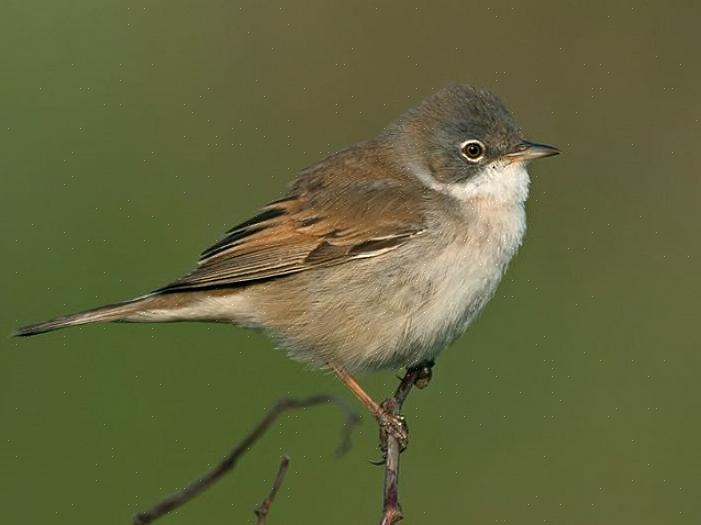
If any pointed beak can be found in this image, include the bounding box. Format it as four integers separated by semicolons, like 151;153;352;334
505;141;560;162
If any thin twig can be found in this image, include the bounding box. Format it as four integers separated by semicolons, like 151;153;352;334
254;455;290;525
133;395;360;525
379;365;428;525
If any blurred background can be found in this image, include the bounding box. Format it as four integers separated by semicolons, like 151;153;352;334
2;1;700;524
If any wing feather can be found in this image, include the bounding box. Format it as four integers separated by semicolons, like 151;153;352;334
156;176;425;293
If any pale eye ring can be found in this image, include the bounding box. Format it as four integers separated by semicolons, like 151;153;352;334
460;140;486;162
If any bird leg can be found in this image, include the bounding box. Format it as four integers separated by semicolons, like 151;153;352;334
327;363;383;417
328;360;435;457
328;363;409;452
377;360;434;456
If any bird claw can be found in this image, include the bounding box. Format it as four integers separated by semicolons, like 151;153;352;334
371;361;434;463
377;403;409;458
369;456;387;466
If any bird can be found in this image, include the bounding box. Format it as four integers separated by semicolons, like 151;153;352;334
14;83;558;425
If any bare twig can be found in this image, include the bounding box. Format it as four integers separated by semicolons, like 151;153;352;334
133;395;360;525
254;455;290;525
379;364;431;525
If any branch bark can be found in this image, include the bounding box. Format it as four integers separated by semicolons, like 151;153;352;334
133;364;430;525
378;366;426;525
254;455;290;525
133;395;360;525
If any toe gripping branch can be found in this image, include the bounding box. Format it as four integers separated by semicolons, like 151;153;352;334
377;360;434;457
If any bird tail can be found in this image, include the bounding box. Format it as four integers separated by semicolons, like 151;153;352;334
13;297;152;337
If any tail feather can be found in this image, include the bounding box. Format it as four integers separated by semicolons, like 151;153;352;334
13;299;146;337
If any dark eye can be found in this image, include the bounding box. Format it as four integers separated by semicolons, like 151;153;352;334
460;140;485;162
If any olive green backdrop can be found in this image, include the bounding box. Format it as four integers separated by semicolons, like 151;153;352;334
2;1;700;524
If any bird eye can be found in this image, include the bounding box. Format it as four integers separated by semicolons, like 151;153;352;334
460;140;485;162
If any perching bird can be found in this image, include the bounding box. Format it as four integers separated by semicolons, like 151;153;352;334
15;84;558;420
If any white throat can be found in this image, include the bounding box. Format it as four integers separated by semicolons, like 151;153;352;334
410;159;530;205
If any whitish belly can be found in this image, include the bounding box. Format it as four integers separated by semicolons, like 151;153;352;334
402;206;526;362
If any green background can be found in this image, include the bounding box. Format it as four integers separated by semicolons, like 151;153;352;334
2;1;700;524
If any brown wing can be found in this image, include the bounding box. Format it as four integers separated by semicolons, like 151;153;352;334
156;179;425;293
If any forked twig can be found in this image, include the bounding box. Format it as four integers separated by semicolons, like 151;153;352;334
133;395;360;525
254;455;291;525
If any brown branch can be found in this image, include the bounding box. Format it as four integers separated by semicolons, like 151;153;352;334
254;455;290;525
379;364;432;525
133;395;360;525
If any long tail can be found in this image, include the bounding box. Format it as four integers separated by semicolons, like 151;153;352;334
13;297;153;337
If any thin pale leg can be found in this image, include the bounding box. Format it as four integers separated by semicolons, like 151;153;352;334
327;363;383;418
328;361;435;455
328;363;408;453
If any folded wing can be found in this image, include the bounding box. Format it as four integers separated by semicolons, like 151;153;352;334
157;179;425;293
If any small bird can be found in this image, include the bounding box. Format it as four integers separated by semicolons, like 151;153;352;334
15;84;558;419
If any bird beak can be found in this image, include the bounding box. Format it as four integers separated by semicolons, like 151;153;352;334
505;141;560;162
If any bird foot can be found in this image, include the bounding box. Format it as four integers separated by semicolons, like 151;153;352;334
377;399;409;457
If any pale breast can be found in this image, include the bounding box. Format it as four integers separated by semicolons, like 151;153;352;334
402;200;527;361
237;168;529;372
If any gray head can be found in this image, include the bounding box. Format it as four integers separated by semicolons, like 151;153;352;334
386;84;558;184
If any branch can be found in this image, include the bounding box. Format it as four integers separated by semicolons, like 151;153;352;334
254;455;290;525
379;365;429;525
133;395;360;525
